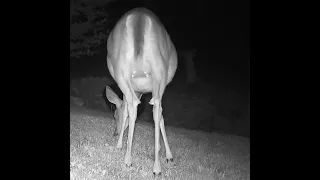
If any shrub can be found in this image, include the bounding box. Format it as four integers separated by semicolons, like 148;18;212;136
163;89;216;129
70;76;114;109
70;0;112;58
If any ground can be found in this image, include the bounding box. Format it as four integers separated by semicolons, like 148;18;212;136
70;105;250;180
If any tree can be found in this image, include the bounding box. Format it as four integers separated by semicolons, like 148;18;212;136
70;0;112;58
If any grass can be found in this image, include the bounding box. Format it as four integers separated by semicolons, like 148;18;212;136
70;106;250;180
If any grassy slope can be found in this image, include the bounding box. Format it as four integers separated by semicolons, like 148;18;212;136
70;107;250;180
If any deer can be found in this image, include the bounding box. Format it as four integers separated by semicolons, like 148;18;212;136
105;7;178;176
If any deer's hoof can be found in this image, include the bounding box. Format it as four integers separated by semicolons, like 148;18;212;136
166;158;174;163
153;172;162;177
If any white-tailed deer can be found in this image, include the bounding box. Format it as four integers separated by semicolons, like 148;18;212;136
105;8;177;175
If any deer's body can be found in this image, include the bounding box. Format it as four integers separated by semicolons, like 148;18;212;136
105;8;177;175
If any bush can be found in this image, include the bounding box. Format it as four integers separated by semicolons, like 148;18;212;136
163;89;216;129
70;0;112;58
70;76;114;110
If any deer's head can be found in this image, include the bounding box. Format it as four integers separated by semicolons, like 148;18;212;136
105;86;128;136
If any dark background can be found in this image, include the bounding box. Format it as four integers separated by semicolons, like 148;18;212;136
70;0;250;137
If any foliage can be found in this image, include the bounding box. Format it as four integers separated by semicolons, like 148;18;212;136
163;90;216;130
70;76;114;110
70;0;112;58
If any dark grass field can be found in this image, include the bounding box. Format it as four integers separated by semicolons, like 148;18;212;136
70;106;250;180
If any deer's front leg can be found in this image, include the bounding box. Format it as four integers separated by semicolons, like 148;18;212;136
115;76;130;149
160;114;173;162
150;82;164;175
158;77;173;163
116;98;128;149
151;96;162;175
124;93;139;167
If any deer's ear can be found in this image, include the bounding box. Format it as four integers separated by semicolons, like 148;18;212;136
106;86;122;107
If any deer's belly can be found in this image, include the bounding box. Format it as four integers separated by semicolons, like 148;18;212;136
131;71;153;93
